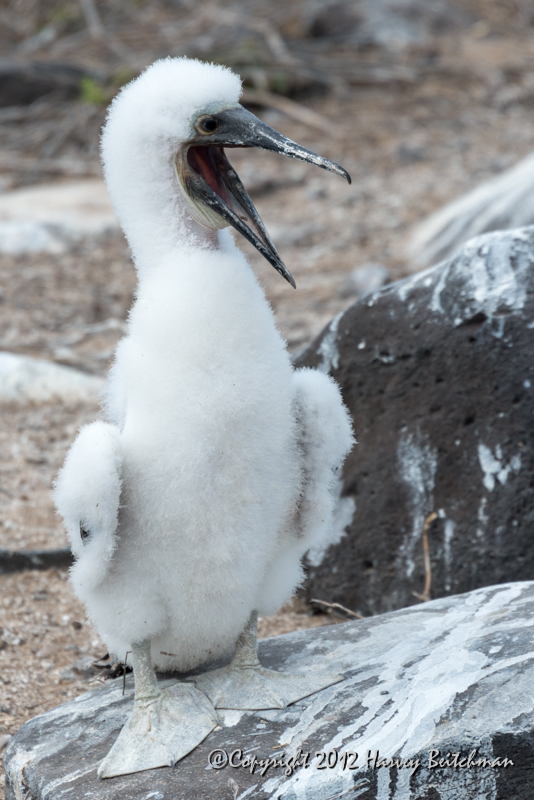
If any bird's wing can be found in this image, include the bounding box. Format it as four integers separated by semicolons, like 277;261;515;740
101;338;129;428
54;420;122;589
291;368;354;550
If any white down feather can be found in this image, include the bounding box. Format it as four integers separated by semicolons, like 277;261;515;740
54;421;122;590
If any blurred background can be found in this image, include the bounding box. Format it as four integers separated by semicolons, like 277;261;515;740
1;0;534;776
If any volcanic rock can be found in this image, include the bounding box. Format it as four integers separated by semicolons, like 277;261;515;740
296;226;534;616
4;582;534;799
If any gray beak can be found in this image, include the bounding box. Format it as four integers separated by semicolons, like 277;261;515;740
183;105;351;289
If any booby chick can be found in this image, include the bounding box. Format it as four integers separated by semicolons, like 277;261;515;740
54;57;354;778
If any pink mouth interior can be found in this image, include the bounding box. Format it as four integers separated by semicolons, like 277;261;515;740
187;144;270;245
187;146;233;207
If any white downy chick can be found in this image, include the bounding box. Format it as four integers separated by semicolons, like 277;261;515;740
55;57;354;674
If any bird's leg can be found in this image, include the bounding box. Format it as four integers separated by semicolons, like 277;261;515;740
231;610;261;668
98;640;218;779
195;610;344;710
131;640;160;702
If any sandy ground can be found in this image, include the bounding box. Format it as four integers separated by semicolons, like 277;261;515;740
2;13;534;794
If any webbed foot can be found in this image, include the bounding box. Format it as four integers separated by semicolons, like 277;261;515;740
98;643;218;778
195;662;343;710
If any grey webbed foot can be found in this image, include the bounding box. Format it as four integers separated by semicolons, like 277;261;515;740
195;611;344;710
98;641;218;778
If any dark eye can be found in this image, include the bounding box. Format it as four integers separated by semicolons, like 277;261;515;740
198;116;219;134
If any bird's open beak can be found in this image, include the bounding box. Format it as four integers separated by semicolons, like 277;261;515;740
178;105;351;289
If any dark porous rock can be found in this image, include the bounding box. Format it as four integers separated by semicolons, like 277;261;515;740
295;226;534;616
4;583;534;799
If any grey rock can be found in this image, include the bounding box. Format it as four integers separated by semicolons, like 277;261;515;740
305;0;471;51
4;582;534;798
408;151;534;268
296;226;534;616
0;352;103;404
0;180;119;255
338;263;390;299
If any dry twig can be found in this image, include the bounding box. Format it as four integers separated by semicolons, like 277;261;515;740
78;0;104;39
413;511;438;603
311;598;364;619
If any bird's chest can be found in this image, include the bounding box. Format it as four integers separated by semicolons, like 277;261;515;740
114;265;298;527
119;339;296;516
118;367;298;557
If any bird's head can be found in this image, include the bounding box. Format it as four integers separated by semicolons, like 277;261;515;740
102;58;350;287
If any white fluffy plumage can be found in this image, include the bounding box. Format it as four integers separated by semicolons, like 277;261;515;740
54;58;353;673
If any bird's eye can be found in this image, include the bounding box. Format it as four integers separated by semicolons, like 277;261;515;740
80;522;90;542
197;116;219;134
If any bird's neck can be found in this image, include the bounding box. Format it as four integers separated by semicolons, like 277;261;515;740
123;229;282;385
103;139;220;272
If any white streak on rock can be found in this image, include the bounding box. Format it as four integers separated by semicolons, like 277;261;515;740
273;585;529;800
429;260;452;313
478;444;500;492
510;454;522;472
5;748;34;800
288;584;534;752
444;519;455;592
396;266;435;303
478;444;522;491
376;768;390;800
317;312;343;374
218;709;245;727
261;777;282;795
235;784;259;800
402;229;532;342
477;497;488;539
397;429;437;578
393;769;411;800
459;233;527;318
42;767;99;800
